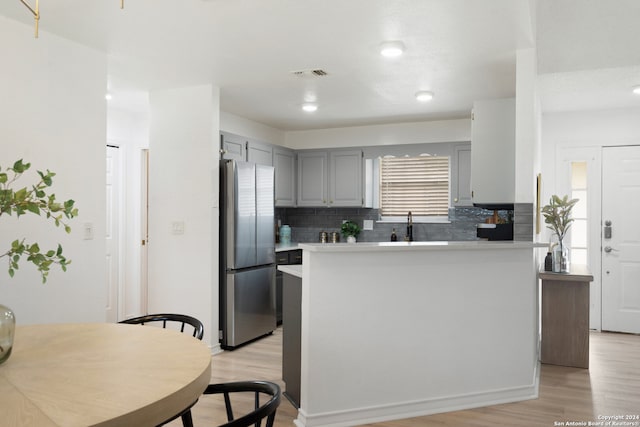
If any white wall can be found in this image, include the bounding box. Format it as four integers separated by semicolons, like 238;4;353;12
220;111;285;145
541;107;640;200
284;118;471;150
0;17;107;323
515;48;539;204
147;85;220;349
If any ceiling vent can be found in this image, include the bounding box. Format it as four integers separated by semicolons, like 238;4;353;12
291;69;329;78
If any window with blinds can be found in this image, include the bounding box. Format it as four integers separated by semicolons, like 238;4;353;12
379;156;450;217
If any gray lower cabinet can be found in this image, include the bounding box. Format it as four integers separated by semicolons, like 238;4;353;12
282;272;301;408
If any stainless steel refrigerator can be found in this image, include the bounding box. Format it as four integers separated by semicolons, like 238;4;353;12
219;160;276;349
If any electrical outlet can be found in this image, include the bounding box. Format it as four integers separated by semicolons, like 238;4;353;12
363;220;374;230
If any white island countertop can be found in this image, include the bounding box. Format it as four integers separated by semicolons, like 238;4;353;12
299;240;546;252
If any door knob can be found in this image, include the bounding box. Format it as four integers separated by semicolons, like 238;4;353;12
604;246;619;253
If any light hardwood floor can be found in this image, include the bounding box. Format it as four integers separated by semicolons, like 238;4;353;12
168;329;640;427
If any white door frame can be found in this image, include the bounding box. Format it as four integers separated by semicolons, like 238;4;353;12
555;143;640;331
106;144;125;322
554;146;602;330
140;149;149;315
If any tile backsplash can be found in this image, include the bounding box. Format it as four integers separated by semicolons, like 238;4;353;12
275;206;527;243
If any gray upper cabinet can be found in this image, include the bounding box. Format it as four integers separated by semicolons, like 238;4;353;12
297;151;328;206
297;149;363;207
471;98;515;206
247;139;273;166
329;150;363;206
273;146;296;207
452;144;472;207
220;131;246;161
220;132;273;166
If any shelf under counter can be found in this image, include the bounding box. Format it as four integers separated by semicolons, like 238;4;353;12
277;264;302;278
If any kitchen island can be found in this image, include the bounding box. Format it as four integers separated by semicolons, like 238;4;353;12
286;241;541;427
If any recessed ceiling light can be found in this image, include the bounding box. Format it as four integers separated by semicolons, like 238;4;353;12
633;86;640;95
302;103;318;112
379;41;405;58
415;91;434;102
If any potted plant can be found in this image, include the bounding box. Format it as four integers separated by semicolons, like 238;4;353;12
340;220;361;243
541;194;578;273
0;159;78;364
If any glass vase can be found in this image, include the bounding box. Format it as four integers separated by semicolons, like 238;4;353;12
553;241;570;273
0;304;16;365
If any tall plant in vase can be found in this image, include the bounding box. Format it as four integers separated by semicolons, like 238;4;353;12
0;159;78;364
541;194;578;273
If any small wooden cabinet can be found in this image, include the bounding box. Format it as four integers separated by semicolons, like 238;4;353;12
297;149;363;207
540;265;593;369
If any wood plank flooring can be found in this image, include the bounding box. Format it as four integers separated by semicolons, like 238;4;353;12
167;329;640;426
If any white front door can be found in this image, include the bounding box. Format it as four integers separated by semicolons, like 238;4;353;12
601;145;640;333
106;145;122;323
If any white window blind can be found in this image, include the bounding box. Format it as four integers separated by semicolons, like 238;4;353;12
379;156;449;216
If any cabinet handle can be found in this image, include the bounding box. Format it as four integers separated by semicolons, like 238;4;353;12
454;198;458;203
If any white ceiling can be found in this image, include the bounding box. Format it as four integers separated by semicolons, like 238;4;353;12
2;0;639;130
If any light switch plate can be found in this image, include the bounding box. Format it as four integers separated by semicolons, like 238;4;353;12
172;221;185;235
83;222;94;240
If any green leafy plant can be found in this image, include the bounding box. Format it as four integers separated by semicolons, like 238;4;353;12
0;159;78;283
541;194;578;243
340;220;361;238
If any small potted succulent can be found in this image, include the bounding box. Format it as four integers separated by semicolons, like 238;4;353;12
340;220;361;244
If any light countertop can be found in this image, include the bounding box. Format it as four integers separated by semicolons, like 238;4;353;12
276;242;300;252
298;240;547;253
277;264;302;278
539;264;593;281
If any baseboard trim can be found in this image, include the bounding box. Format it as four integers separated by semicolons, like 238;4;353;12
295;371;540;427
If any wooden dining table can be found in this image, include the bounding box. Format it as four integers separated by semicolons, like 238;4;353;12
0;323;212;427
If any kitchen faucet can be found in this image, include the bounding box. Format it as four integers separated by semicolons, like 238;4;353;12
406;211;413;242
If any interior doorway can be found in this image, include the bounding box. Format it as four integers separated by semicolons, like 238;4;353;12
106;145;122;322
140;149;149;315
601;145;640;334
